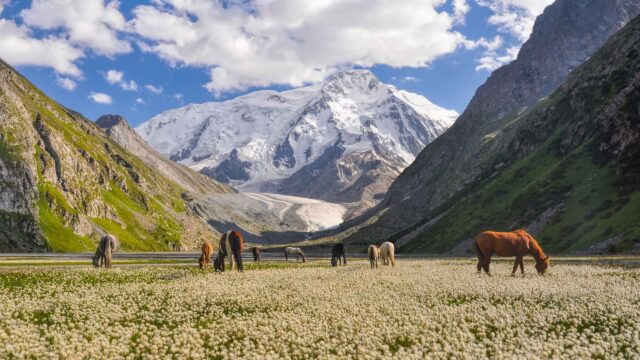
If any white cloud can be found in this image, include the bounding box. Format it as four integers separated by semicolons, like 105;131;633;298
173;93;183;101
453;0;470;24
135;97;145;104
130;0;470;95
103;69;138;91
473;0;553;72
403;76;420;82
104;69;124;84
120;80;138;91
145;84;163;94
0;19;83;76
56;76;77;91
20;0;131;56
88;92;112;104
475;0;554;41
476;46;519;71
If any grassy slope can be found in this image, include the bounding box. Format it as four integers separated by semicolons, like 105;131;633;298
0;60;205;252
395;17;640;254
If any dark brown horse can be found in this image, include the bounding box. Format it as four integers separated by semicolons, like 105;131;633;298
331;243;346;267
214;230;245;272
474;229;550;276
252;247;260;262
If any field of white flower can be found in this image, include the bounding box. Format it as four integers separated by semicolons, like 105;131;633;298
0;259;638;359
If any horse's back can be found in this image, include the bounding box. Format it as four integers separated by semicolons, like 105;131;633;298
475;230;531;257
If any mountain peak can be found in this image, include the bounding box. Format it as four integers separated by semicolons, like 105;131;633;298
96;114;130;130
322;69;382;93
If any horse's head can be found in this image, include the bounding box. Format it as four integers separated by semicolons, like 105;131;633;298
535;256;550;274
92;255;99;268
331;257;337;267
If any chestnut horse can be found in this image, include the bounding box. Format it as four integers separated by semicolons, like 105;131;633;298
214;230;244;272
331;243;346;267
199;242;213;269
368;245;379;269
252;247;260;262
474;230;550;276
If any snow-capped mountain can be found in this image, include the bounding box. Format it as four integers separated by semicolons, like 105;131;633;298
136;70;458;209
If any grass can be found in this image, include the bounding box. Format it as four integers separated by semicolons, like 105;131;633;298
0;260;638;358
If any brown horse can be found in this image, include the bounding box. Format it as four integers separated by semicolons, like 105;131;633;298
474;230;550;276
199;242;213;269
252;247;260;262
368;245;379;269
331;243;346;267
214;230;245;272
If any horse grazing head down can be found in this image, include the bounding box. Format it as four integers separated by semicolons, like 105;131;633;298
535;256;550;274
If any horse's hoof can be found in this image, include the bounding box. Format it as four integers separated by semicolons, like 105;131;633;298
511;273;516;277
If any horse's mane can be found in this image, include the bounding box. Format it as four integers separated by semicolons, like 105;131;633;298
515;230;547;260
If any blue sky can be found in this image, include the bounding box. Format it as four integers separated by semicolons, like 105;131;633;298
0;0;554;127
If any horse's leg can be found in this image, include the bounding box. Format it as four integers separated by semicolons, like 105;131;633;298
511;257;520;277
343;254;347;266
483;255;492;276
519;257;525;277
285;252;288;262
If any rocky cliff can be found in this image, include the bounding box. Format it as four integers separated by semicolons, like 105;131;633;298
0;60;215;252
343;0;640;252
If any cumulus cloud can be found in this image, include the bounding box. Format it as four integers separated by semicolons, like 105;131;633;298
104;69;124;84
476;0;554;41
145;84;163;94
130;0;469;95
103;69;138;91
20;0;130;56
56;76;77;91
88;92;112;104
0;19;83;76
476;46;519;71
473;0;554;72
452;0;470;24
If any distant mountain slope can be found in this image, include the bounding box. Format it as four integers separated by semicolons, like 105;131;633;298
96;114;232;195
136;70;457;210
349;12;640;254
344;0;640;250
0;60;214;252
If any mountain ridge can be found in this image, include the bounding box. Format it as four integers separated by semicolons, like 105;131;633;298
136;69;458;211
341;0;640;250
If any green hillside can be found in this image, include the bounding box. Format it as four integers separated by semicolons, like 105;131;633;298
0;59;214;252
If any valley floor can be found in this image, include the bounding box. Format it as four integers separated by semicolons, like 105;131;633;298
0;259;638;358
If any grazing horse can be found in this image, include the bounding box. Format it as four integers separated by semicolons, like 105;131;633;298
331;243;347;267
92;234;118;268
368;245;379;269
252;247;261;262
380;242;395;267
199;242;213;269
214;230;245;272
284;247;306;262
474;229;550;276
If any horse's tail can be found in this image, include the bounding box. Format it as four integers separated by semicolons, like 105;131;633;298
474;238;484;262
230;236;244;272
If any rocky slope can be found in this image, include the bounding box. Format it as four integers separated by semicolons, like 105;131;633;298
0;60;216;252
136;70;458;210
96;114;232;196
342;0;640;252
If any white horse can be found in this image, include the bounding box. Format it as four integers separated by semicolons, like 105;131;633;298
380;242;395;267
367;245;379;269
285;247;306;262
92;234;119;268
